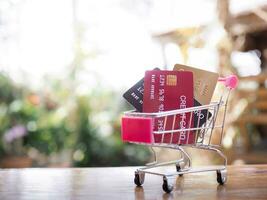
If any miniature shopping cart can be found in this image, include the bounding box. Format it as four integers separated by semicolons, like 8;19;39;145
121;75;238;193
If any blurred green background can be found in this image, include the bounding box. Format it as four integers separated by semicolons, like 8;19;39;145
1;0;267;167
0;72;150;167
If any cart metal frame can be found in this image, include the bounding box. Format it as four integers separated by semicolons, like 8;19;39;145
122;76;237;193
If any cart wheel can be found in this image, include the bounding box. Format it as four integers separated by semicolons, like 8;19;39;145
134;172;145;186
176;164;183;177
217;170;227;185
162;177;174;193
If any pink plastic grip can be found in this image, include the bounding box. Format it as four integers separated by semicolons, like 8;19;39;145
218;75;238;89
121;116;153;143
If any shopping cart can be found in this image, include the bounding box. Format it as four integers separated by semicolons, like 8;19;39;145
121;75;238;193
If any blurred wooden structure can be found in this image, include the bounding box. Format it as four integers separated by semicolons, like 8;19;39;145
152;27;204;68
218;0;267;163
152;1;267;164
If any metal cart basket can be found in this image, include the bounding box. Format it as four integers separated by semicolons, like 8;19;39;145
121;75;238;193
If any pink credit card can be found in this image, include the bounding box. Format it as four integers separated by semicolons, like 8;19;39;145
143;70;195;144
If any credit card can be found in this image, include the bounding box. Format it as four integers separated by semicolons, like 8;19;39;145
174;64;217;127
143;70;195;144
193;99;212;128
123;68;159;112
173;64;218;105
123;69;210;128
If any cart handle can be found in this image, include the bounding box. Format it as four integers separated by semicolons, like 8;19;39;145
218;75;238;89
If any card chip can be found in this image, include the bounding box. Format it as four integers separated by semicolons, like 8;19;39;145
166;75;177;86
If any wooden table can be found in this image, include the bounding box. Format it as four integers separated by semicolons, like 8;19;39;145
0;165;266;199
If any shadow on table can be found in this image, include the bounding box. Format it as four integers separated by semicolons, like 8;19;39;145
134;177;186;200
134;187;175;200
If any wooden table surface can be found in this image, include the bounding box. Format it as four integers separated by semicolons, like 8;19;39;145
0;165;266;200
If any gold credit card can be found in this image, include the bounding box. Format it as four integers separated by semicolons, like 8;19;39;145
173;64;219;105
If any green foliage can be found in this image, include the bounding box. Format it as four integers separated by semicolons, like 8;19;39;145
0;73;150;166
0;73;72;156
73;96;150;167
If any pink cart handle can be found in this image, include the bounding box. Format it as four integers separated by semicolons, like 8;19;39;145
218;75;238;89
